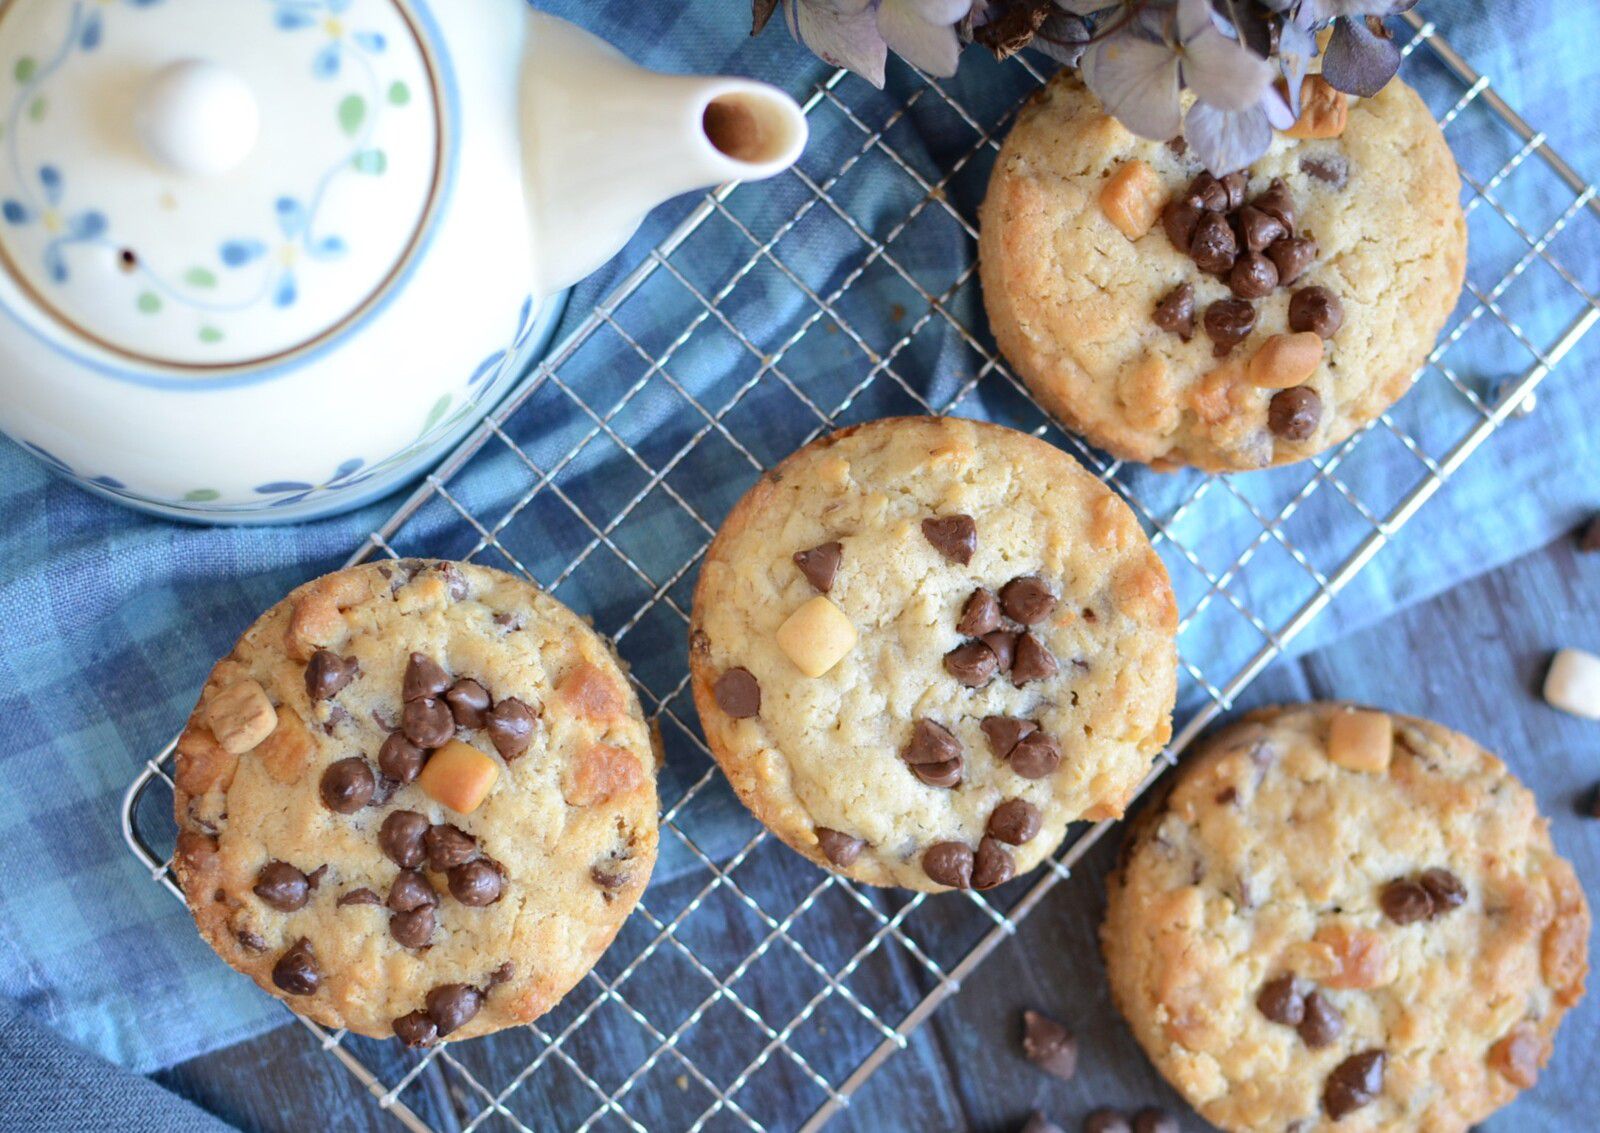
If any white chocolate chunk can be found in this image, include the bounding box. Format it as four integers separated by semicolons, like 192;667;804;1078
1326;708;1392;773
776;596;857;678
1544;649;1600;720
206;678;278;754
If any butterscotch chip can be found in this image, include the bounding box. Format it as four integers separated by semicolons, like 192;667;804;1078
1327;707;1393;773
979;72;1465;471
1099;159;1164;240
1285;75;1350;140
172;560;659;1043
775;595;857;678
206;679;278;754
1103;703;1589;1133
689;418;1176;891
418;740;499;814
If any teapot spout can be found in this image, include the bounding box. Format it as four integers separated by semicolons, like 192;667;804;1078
521;13;807;298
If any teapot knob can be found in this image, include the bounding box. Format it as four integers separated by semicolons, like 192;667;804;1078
136;59;260;177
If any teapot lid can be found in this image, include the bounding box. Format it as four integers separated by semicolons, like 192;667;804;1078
0;0;442;368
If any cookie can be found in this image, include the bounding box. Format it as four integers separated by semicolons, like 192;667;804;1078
173;560;658;1045
979;73;1466;471
688;416;1177;891
1103;703;1588;1131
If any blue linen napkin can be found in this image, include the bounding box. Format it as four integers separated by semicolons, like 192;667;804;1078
0;0;1595;1081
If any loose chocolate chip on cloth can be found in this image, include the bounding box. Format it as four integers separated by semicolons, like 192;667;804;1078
688;417;1176;891
979;71;1465;471
1102;703;1589;1132
1021;1009;1078;1081
172;560;659;1043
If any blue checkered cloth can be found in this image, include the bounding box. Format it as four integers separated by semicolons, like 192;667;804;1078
0;0;1595;1081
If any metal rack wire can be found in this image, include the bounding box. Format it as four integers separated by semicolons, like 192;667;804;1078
124;11;1600;1131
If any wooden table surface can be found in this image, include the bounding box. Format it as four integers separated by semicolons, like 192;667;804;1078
153;529;1600;1132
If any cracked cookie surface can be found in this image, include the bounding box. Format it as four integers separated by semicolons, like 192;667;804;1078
979;73;1466;471
174;560;658;1042
688;417;1177;891
1103;703;1588;1131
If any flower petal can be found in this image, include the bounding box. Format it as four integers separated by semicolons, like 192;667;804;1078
1321;15;1402;97
1030;12;1090;68
1082;31;1182;142
877;0;962;76
1179;0;1273;113
785;0;888;87
1184;99;1273;174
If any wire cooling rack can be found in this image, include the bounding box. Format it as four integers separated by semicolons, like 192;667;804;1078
124;11;1600;1132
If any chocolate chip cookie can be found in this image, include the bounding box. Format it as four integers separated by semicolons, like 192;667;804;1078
980;73;1466;471
1103;704;1588;1131
173;560;658;1045
688;417;1178;891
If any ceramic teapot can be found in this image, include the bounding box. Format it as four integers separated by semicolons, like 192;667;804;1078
0;0;806;522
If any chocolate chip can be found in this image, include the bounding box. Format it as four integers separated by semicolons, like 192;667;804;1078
449;859;505;906
1203;298;1255;354
1235;205;1286;255
945;640;999;687
1011;633;1058;686
1161;199;1202;253
913;759;964;789
320;758;376;813
981;716;1037;760
379;732;428;784
426;983;483;1037
1083;1110;1130;1133
1266;236;1317;285
402;697;454;749
1380;877;1433;924
304;650;357;701
393;1010;438;1048
1220;171;1248;210
1000;576;1057;625
487;961;515;987
816;827;865;868
425;824;478;871
591;864;632;892
793;542;843;593
1009;731;1062;779
493;611;524;632
387;870;438;912
1252;177;1296;233
1021;1009;1077;1080
321;705;350;736
957;588;1002;636
983;630;1018;672
713;668;761;719
337;888;381;907
371;707;399;732
903;718;961;765
1184;172;1229;212
235;928;268;953
1131;1108;1177;1133
271;938;319;995
390;906;436;949
1189;211;1238;274
1579;515;1600;553
1301;153;1349;188
972;836;1015;889
253;861;310;911
1420;868;1466;915
1299;990;1344;1048
1323;1049;1385;1119
403;653;451;702
485;697;536;758
922;515;977;564
434;563;469;601
1256;975;1306;1026
445;679;491;729
987;798;1042;845
1152;282;1196;341
1288;285;1344;339
1229;252;1279;299
1268;386;1321;441
379;810;431;869
922;841;973;889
